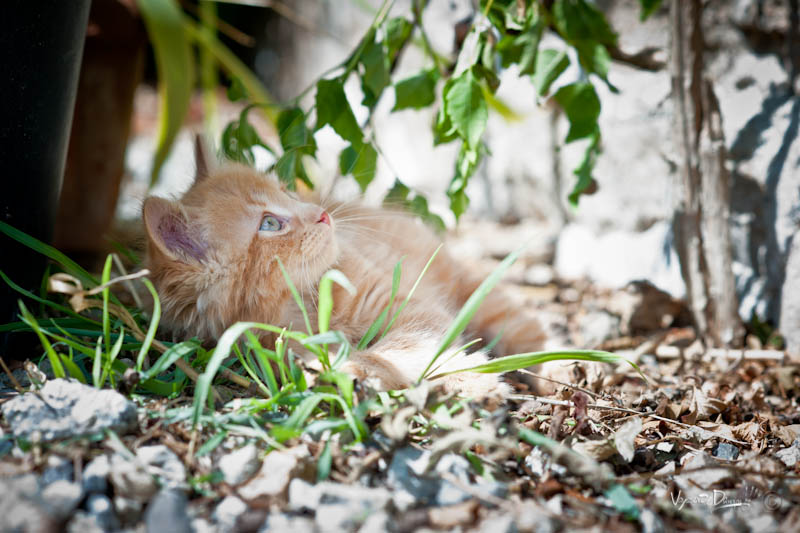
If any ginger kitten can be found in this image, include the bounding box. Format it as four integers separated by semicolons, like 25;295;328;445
142;141;544;399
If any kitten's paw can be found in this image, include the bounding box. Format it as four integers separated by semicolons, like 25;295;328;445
437;371;510;404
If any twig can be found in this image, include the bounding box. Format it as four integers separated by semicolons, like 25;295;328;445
509;394;749;446
0;356;24;394
516;368;604;401
655;346;786;363
111;255;144;309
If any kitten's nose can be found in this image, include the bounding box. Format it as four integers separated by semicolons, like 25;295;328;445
316;210;331;225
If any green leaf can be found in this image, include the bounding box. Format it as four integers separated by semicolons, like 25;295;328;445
495;18;544;75
434;104;459;145
360;38;390;108
574;40;614;88
638;0;662;21
339;143;378;193
531;49;570;96
552;0;617;46
605;484;641;520
137;0;195;186
553;82;601;142
384;179;410;204
444;69;488;150
227;77;248;102
315;79;363;146
568;130;600;206
393;69;439;111
278;108;316;155
448;186;470;221
384;17;413;61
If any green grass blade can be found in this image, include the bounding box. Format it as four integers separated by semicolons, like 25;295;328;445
0;221;98;287
104;325;126;387
244;331;279;396
137;0;195;185
380;245;442;342
317;440;332;481
319;370;355;408
426;337;483;377
0;271;100;327
276;257;313;335
192;321;289;427
317;269;355;335
427;349;647;382
59;351;87;384
136;279;161;371
358;260;402;350
93;337;103;388
419;245;523;381
101;256;113;357
142;340;200;382
233;343;270;396
288;351;307;391
17;301;66;379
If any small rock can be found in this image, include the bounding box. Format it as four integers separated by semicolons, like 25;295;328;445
144;488;192;533
433;454;474;506
576;310;620;348
82;455;111;495
524;264;554;286
357;511;390;533
287;479;391;531
478;513;517;533
238;445;310;500
386;447;438;510
213;495;247;533
0;379;138;442
428;500;478;529
713;442;740;461
41;480;83;519
776;439;800;468
192;518;216;533
288;479;391;514
41;454;74;486
114;495;143;524
136;445;186;489
640;508;666;533
85;493;121;532
0;474;58;532
66;511;106;533
109;452;159;503
387;448;492;509
515;501;559;533
259;512;317;533
218;443;261;486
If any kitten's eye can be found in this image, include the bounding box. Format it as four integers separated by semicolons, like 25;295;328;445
259;214;283;232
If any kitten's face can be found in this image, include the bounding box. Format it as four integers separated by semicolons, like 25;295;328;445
143;164;337;335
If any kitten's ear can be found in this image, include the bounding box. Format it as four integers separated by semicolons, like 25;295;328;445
143;197;207;263
194;134;213;183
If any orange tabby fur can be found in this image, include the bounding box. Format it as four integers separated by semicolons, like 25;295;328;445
142;145;545;399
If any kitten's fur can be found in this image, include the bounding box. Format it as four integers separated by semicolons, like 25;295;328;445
142;142;544;398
